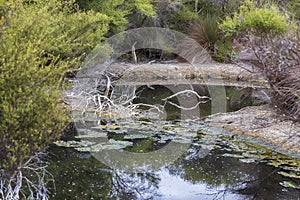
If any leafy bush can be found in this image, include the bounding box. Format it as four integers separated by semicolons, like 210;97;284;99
219;0;300;122
219;0;291;36
0;0;109;178
75;0;156;33
185;14;234;62
291;1;300;19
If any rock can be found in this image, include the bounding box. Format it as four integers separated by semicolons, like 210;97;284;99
204;105;300;157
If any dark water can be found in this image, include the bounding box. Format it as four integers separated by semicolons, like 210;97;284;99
132;84;268;119
47;85;300;200
47;133;300;200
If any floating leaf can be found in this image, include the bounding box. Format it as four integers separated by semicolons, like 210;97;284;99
76;144;124;152
280;181;300;189
278;171;300;179
239;158;257;163
124;134;149;140
54;140;95;148
108;139;133;147
91;125;120;130
76;129;107;138
222;153;245;158
75;133;107;138
75;139;133;152
158;134;174;141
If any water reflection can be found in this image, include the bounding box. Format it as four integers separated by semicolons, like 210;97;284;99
111;171;160;199
47;139;300;200
50;84;299;199
166;145;300;200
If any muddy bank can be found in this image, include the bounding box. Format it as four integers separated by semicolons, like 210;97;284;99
204;105;300;157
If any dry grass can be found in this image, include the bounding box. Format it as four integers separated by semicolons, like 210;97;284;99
251;33;300;122
176;20;217;63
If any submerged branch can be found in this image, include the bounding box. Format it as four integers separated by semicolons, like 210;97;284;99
0;152;53;200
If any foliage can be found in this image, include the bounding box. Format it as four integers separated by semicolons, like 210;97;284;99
75;0;156;33
166;1;240;62
219;0;300;122
0;0;13;24
172;0;217;30
176;4;199;22
219;0;292;37
287;0;300;19
184;14;234;62
0;0;110;190
214;39;235;62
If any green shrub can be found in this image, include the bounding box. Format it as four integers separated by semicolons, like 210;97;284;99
287;0;300;20
219;0;292;37
75;0;156;33
214;39;235;62
173;0;218;30
0;0;110;173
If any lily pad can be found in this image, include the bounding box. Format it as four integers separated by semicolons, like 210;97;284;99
108;139;133;146
278;171;300;179
75;139;133;152
91;125;120;130
222;153;245;158
124;134;150;140
54;140;95;148
280;181;300;189
239;158;257;163
76;129;107;138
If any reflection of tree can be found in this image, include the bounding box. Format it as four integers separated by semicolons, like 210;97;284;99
167;145;300;199
168;146;254;186
110;171;160;200
47;146;161;200
47;137;300;199
46;146;113;199
234;168;300;200
134;85;181;120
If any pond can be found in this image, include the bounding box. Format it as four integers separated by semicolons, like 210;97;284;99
48;85;300;200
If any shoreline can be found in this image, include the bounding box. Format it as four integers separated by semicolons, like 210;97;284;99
70;62;300;157
204;105;300;157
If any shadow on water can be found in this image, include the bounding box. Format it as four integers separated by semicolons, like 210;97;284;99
47;84;300;200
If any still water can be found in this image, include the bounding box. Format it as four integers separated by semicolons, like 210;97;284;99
47;85;300;200
47;130;300;199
